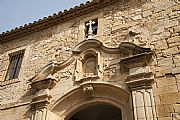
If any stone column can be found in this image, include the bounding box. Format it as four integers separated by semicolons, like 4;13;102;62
30;78;57;120
120;52;157;120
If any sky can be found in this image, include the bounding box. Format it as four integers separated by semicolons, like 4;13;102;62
0;0;87;33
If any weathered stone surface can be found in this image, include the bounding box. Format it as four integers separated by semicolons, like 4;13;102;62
143;10;152;17
173;104;180;112
174;25;180;33
154;85;178;95
155;40;168;50
156;75;176;87
158;117;172;120
167;36;180;44
162;46;179;56
165;20;179;28
157;57;173;66
156;105;174;117
175;74;180;80
159;92;180;105
172;66;180;74
0;0;180;120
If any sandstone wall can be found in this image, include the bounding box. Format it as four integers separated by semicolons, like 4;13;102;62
0;0;180;120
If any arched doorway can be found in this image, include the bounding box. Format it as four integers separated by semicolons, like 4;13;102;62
68;104;122;120
50;82;132;120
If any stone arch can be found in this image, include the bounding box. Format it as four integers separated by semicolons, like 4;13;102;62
50;82;132;120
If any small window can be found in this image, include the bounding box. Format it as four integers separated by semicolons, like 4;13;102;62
85;18;98;38
5;50;24;80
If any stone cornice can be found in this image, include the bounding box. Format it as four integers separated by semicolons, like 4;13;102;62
0;0;120;43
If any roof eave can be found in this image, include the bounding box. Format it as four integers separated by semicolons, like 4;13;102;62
0;0;119;43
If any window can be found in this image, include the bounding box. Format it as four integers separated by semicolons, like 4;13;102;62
85;18;98;38
5;50;24;80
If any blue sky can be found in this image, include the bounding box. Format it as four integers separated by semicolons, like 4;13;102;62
0;0;87;33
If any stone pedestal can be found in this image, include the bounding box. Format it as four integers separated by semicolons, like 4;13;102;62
30;78;58;120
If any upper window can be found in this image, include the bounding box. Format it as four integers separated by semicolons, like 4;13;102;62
85;18;98;38
5;50;24;80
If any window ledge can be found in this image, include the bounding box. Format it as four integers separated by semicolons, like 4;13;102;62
0;78;20;86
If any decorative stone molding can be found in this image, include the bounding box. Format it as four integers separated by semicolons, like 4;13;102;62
50;82;132;120
0;78;20;86
81;83;94;96
120;52;155;89
119;45;156;120
30;57;75;82
30;78;57;120
31;39;154;85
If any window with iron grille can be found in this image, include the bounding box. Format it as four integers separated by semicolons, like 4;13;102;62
5;50;24;80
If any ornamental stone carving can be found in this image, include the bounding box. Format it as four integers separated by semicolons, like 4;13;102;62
30;77;58;120
81;84;94;97
119;42;156;120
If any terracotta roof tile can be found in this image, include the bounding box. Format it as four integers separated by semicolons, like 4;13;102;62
0;0;118;42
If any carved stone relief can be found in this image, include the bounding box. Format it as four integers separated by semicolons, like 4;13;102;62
53;69;73;81
82;84;94;97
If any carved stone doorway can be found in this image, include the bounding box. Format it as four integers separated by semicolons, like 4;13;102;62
68;104;122;120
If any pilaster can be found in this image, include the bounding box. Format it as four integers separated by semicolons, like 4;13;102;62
120;52;157;120
30;78;57;120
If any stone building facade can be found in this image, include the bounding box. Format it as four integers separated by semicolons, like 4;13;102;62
0;0;180;120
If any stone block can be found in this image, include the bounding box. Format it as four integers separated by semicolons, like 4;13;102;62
160;32;171;40
155;40;168;50
156;105;174;117
167;36;180;44
165;20;179;28
169;42;180;48
154;85;178;95
153;26;164;35
175;74;180;80
159;92;180;105
172;4;180;11
174;25;180;33
143;10;152;17
156;66;173;77
172;67;180;74
173;55;180;64
132;15;142;20
142;3;153;10
157;57;173;66
173;104;180;112
156;76;176;87
169;11;179;19
162;46;179;56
